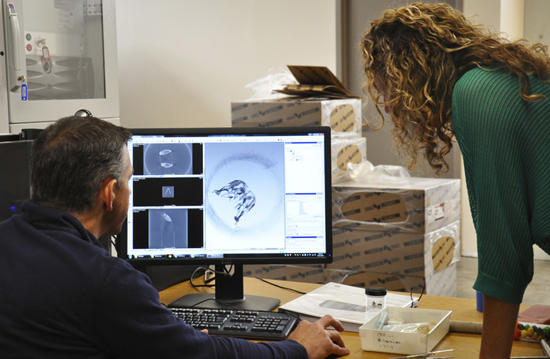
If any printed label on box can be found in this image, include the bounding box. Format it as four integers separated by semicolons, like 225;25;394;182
427;203;445;224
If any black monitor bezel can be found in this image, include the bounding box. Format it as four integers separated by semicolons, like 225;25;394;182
117;126;333;267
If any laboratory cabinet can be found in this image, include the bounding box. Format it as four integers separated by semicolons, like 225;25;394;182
0;0;119;133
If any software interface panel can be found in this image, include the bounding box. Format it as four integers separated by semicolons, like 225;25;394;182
125;132;328;260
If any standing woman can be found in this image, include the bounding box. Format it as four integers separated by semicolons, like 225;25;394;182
361;3;550;358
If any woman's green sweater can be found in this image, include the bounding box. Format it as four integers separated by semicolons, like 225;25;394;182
453;67;550;304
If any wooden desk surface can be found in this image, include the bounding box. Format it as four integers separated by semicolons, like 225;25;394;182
159;277;544;358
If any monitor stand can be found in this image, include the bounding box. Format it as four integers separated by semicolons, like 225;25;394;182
167;264;280;311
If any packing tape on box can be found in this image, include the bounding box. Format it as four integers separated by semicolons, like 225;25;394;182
331;137;367;183
324;99;362;137
424;221;461;277
331;178;461;233
338;191;407;223
328;220;461;285
231;98;362;138
432;236;455;272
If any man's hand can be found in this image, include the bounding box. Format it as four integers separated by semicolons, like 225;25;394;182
288;315;350;359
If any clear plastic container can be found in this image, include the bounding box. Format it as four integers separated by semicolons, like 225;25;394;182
365;286;387;311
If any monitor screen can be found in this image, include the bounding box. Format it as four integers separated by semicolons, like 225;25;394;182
118;126;332;310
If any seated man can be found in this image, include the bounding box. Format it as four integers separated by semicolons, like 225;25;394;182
0;116;349;359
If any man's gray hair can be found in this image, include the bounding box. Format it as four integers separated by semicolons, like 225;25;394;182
31;116;132;213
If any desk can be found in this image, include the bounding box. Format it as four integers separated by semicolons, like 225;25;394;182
159;277;544;358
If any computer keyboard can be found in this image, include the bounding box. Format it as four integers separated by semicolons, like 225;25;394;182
170;307;299;340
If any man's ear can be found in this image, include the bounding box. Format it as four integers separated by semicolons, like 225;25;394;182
101;177;118;211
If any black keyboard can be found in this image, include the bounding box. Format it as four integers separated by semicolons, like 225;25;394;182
170;307;298;340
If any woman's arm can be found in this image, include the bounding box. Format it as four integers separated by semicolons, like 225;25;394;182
479;294;520;359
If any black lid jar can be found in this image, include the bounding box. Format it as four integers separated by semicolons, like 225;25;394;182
365;286;387;296
365;286;387;311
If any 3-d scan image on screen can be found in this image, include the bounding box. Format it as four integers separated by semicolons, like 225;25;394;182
212;179;256;224
204;142;285;250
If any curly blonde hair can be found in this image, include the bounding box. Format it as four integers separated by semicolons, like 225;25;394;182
360;2;550;174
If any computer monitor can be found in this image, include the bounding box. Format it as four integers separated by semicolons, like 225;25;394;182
118;126;332;311
0;139;32;222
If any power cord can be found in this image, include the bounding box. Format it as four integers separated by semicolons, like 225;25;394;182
184;267;425;309
254;277;307;295
410;278;426;308
189;265;236;289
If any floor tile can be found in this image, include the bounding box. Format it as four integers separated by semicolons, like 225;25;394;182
457;256;550;306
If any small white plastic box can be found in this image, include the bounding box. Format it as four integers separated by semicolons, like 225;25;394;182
359;306;451;354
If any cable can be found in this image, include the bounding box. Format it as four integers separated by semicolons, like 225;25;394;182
189;265;237;289
185;265;259;310
254;277;308;295
410;278;426;308
189;266;216;289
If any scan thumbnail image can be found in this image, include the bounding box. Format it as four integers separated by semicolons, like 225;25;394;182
204;142;285;250
143;143;192;175
148;208;189;249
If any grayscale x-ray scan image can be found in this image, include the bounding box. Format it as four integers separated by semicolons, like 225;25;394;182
143;143;192;175
148;209;189;249
204;142;285;250
213;179;256;224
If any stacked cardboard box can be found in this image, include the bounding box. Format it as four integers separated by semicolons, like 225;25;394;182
231;65;366;182
237;65;369;284
326;224;459;296
231;98;362;137
331;178;461;233
235;66;461;297
328;222;459;277
329;178;461;296
243;264;326;284
246;178;461;296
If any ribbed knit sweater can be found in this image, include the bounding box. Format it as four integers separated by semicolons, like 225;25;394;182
452;67;550;304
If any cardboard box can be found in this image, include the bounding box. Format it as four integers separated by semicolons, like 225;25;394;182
332;178;461;233
274;65;358;99
332;136;367;182
232;65;362;137
243;261;457;297
243;264;325;284
425;261;457;297
326;263;458;297
231;98;362;138
329;269;426;293
328;221;460;279
359;307;451;354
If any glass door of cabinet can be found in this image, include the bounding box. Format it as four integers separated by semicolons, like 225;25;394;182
2;0;118;126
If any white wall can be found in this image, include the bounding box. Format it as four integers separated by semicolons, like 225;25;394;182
115;1;338;129
114;1;550;260
524;0;550;44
